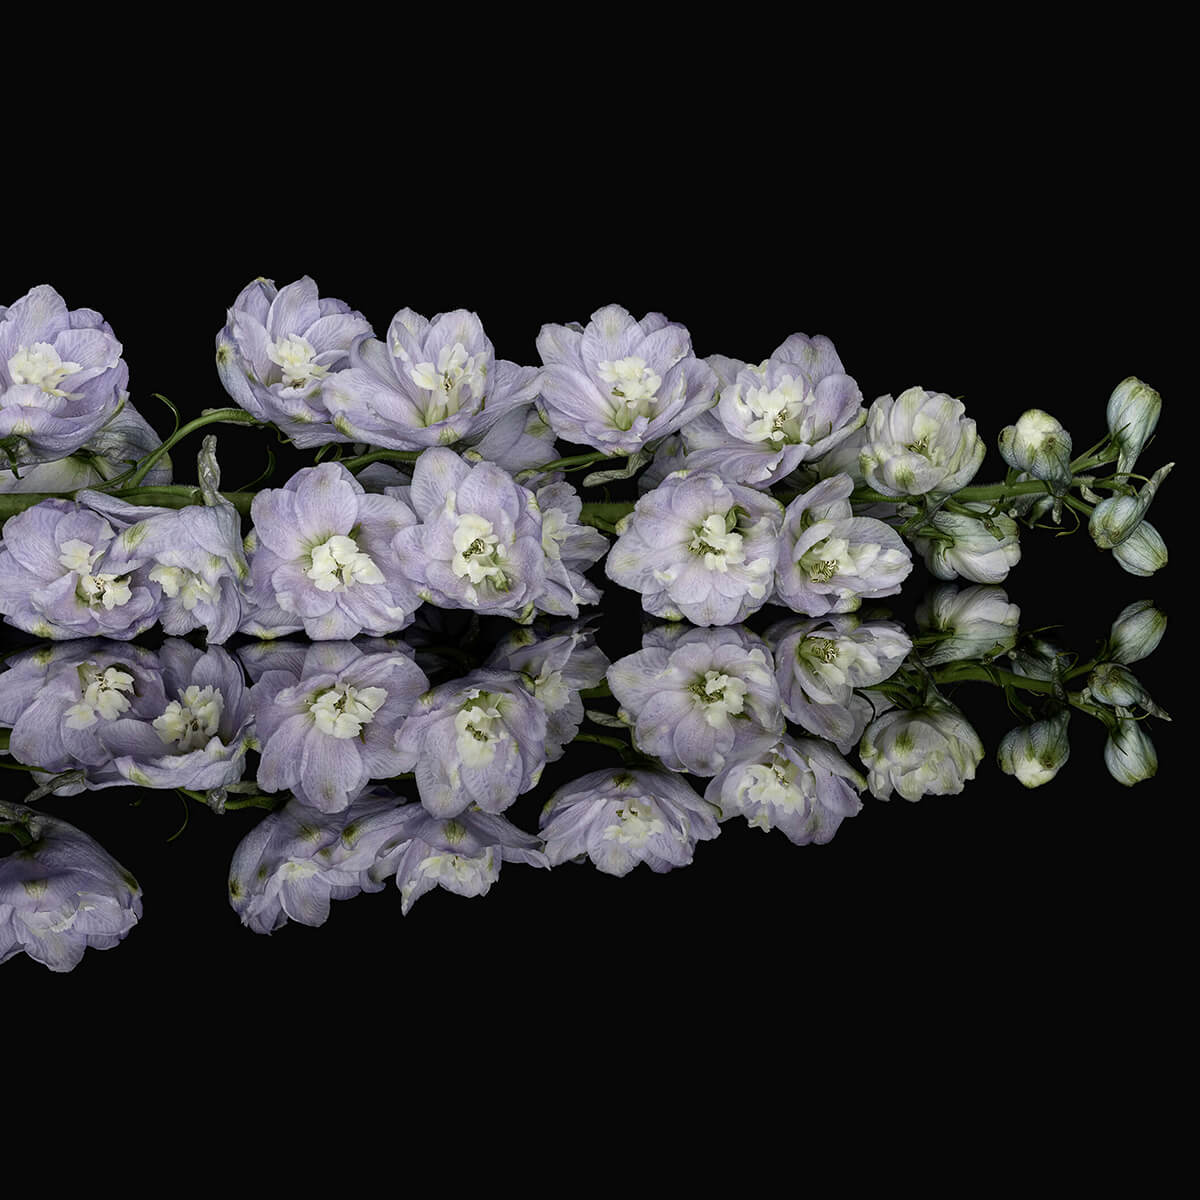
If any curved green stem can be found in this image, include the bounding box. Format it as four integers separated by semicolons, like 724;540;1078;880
579;501;636;527
574;732;631;753
125;407;263;488
338;449;423;473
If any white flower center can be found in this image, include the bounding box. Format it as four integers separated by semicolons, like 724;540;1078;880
309;684;388;739
690;670;748;727
598;356;661;430
415;848;498;888
267;334;328;388
76;569;132;610
737;751;811;827
306;534;384;591
451;513;507;587
801;534;856;584
154;685;225;751
64;665;135;729
454;690;508;768
407;341;489;425
603;797;666;846
59;538;99;574
689;514;745;572
732;374;808;444
7;343;82;398
149;565;219;610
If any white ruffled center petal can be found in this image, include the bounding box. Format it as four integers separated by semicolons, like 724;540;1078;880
154;685;225;751
306;534;384;592
65;665;136;729
309;684;388;739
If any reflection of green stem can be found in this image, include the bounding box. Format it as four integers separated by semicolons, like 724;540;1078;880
930;661;1102;717
125;408;262;488
579;683;612;699
579;501;635;526
0;486;259;521
574;732;631;753
338;449;423;473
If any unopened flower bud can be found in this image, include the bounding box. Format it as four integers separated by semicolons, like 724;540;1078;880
997;710;1070;788
1087;663;1170;719
998;409;1073;491
1088;463;1173;549
1104;715;1157;786
1112;520;1168;577
1106;377;1162;474
1108;599;1166;664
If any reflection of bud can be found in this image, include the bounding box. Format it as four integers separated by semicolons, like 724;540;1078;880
1089;463;1173;549
1106;377;1161;474
1087;663;1170;720
859;701;984;801
998;409;1073;491
1104;716;1157;786
1108;599;1166;665
1112;521;1168;577
915;583;1020;666
997;711;1070;788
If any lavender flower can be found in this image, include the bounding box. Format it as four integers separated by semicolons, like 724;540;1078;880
0;284;128;467
393;669;547;818
252;641;428;813
859;701;984;801
105;641;256;791
532;480;608;618
536;305;717;454
391;448;546;621
0;493;164;641
858;387;984;497
486;622;610;760
705;735;865;845
320;307;542;452
364;803;547;914
774;475;912;616
606;470;781;626
539;768;720;877
679;333;865;487
0;802;142;972
215;275;373;446
247;461;422;640
607;625;783;776
766;615;911;753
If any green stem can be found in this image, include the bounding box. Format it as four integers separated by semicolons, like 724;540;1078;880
574;732;630;753
530;450;618;474
338;449;423;473
0;486;259;521
125;408;263;488
579;501;636;526
929;661;1103;717
579;683;612;699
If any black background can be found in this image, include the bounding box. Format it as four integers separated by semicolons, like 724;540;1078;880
2;122;1185;1015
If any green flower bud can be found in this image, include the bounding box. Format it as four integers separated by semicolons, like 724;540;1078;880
998;409;1073;491
1112;520;1167;577
1104;715;1157;786
1106;377;1162;474
997;710;1070;788
1087;663;1170;720
1108;599;1166;665
1089;463;1173;549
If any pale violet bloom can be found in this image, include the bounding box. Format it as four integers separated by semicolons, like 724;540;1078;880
391;448;546;622
914;584;1021;666
858;387;984;497
532;479;608;618
247;461;422;640
536;305;717;454
997;710;1071;788
394;670;547;818
0;640;165;792
462;399;557;473
859;701;984;802
704;735;865;845
364;802;548;915
228;790;408;934
0;284;128;468
0;400;171;493
607;625;782;777
252;641;428;813
774;474;911;616
606;470;781;626
1103;713;1157;786
1106;377;1161;474
320;307;542;452
0;802;142;972
539;768;720;877
0;495;164;641
905;503;1021;584
486;621;610;760
680;333;865;487
215;275;374;446
105;641;256;792
1107;599;1166;665
766;615;911;753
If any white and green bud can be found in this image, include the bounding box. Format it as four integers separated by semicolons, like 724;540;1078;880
1108;599;1166;665
915;583;1020;666
1112;520;1167;577
1088;463;1173;549
997;710;1070;788
1103;714;1157;786
1087;663;1170;720
859;700;984;802
998;409;1073;491
1106;377;1162;474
